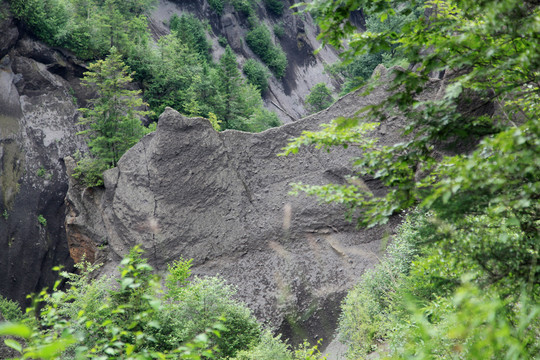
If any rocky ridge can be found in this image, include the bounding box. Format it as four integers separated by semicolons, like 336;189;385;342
64;66;448;344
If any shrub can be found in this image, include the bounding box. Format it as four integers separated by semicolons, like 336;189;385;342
37;214;47;227
0;247;265;359
208;0;225;15
152;276;261;357
263;0;284;16
9;0;69;44
245;24;287;77
305;83;334;114
218;35;228;47
0;296;22;322
243;59;270;93
244;107;281;132
230;0;255;17
232;331;292;360
273;22;285;38
338;211;425;358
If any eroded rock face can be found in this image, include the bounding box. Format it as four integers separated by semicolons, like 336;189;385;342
64;69;432;345
0;7;87;306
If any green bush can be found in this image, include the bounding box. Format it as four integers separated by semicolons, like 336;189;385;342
0;247;265;359
37;214;47;227
273;22;285;38
9;0;68;44
218;35;228;47
243;59;270;93
232;331;292;360
244;107;282;132
0;296;22;322
208;0;225;15
263;0;284;16
230;0;255;17
71;152;110;187
305;83;334;114
153;276;262;357
245;24;287;77
338;211;424;358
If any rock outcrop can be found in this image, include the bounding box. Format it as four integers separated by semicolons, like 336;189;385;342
65;67;439;345
0;3;88;306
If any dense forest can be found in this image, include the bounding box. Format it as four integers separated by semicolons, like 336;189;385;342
1;0;539;359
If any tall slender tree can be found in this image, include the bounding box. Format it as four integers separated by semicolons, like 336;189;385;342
76;47;150;185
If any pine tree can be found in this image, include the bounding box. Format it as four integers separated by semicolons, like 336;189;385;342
75;47;150;186
219;46;243;128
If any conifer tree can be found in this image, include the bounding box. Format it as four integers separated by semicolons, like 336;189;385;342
75;47;150;186
219;46;243;128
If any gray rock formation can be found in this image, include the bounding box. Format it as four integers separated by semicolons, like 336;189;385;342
65;67;433;345
0;4;88;306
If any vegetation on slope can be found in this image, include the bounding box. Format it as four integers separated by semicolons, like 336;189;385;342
0;248;327;359
7;0;281;133
283;0;539;358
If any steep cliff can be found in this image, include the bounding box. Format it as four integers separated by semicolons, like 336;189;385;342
0;2;89;306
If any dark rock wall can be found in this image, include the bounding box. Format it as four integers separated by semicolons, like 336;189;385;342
0;4;87;307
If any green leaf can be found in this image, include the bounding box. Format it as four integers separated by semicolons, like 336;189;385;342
0;322;32;339
4;338;22;353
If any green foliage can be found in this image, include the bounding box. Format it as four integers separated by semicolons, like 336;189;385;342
37;214;47;227
305;83;334;114
170;13;211;60
287;0;540;357
8;0;281;134
245;24;288;77
0;295;22;322
218;35;228;47
165;257;193;300
9;0;155;60
327;5;422;95
230;0;255;17
207;112;222;131
9;0;69;45
293;340;327;360
75;47;151;186
154;276;261;358
232;331;292;360
263;0;284;16
36;167;46;177
208;0;224;15
71;150;110;187
273;22;285;38
2;209;9;220
0;248;270;359
243;59;270;93
142;35;278;132
244;107;282;132
231;332;327;360
338;211;425;358
388;285;540;360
